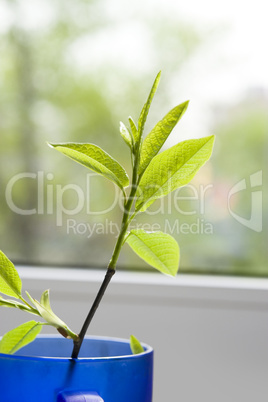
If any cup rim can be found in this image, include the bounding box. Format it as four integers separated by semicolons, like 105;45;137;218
0;334;153;362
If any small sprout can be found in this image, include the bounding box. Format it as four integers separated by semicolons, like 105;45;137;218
130;335;144;355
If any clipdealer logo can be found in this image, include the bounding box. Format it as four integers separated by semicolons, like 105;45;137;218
4;172;119;226
5;170;263;234
228;170;262;232
4;171;214;234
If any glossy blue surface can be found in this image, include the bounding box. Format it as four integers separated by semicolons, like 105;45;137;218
57;390;104;401
0;335;153;402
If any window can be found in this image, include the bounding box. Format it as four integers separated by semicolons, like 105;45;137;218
0;0;267;276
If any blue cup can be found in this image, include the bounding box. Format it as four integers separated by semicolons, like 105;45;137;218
0;335;153;402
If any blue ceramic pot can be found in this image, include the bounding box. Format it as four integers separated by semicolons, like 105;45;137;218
0;335;153;402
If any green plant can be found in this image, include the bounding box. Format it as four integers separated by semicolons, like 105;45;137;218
0;71;215;357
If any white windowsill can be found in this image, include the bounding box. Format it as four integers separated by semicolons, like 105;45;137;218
17;265;268;290
16;266;268;308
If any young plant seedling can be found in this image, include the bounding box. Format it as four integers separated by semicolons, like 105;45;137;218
0;71;215;357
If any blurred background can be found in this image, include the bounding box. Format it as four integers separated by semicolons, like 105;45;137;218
0;0;267;276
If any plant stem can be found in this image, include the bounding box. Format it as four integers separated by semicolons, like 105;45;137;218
71;267;115;358
71;156;140;359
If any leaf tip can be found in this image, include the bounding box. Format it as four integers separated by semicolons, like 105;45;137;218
208;134;216;148
130;335;144;354
47;142;55;149
168;269;179;278
180;100;190;114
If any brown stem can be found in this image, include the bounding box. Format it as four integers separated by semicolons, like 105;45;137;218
71;268;115;359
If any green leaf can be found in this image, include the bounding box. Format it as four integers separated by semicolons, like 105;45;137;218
138;101;189;174
40;289;52;311
130;335;144;354
0;295;18;308
48;142;129;191
128;116;138;144
120;121;133;149
0;321;43;355
0;295;33;313
0;250;22;299
26;291;78;340
137;71;161;143
126;229;180;276
26;290;66;329
136;135;215;212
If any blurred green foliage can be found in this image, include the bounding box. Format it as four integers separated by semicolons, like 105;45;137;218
0;0;267;276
